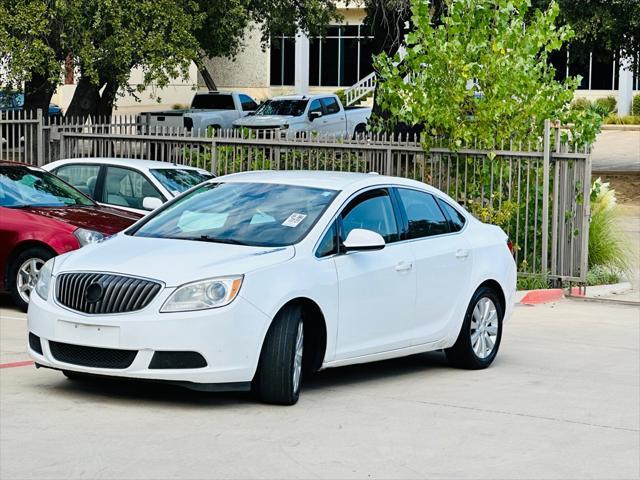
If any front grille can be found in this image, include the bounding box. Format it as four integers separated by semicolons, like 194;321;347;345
29;332;43;355
49;341;137;369
56;273;162;314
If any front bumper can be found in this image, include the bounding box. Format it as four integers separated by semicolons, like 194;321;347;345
27;285;271;386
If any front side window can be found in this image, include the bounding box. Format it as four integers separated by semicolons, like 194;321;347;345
150;169;213;196
397;188;449;239
0;166;94;208
341;189;399;243
132;182;338;247
316;222;338;258
320;97;340;115
308;99;322;115
437;198;466;232
54;164;100;198
103;167;163;211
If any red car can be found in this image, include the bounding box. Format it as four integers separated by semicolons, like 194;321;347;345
0;162;141;311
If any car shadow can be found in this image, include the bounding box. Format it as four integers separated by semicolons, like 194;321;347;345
44;351;451;407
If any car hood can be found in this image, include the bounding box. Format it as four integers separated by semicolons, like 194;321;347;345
22;206;140;235
234;116;292;127
54;233;295;286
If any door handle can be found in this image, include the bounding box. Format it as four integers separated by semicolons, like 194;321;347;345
455;249;470;259
395;261;413;272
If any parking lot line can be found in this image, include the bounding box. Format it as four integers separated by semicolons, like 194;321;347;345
0;360;33;369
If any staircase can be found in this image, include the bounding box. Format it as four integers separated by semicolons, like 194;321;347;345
344;72;376;106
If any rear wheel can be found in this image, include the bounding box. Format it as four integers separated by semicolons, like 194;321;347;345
8;247;53;312
253;305;304;405
445;286;503;369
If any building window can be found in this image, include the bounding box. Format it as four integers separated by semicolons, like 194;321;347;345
549;44;627;91
270;36;296;86
310;25;375;87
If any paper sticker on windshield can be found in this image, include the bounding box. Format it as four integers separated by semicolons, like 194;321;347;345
282;213;307;228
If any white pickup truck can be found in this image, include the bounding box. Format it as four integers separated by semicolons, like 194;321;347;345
232;94;371;138
140;92;259;133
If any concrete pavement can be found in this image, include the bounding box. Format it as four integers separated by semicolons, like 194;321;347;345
592;128;640;172
1;297;638;479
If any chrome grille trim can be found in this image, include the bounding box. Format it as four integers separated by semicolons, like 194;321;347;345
55;272;162;314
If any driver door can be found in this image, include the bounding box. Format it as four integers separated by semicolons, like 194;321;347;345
333;188;416;360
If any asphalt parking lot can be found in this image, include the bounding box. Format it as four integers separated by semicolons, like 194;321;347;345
1;295;638;479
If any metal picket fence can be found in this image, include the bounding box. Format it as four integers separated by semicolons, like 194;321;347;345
1;110;591;283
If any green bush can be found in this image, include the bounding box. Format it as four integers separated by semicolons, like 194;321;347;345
632;94;640;116
517;274;551;290
588;178;631;272
570;97;592;112
603;114;640;125
592;96;617;116
586;264;623;286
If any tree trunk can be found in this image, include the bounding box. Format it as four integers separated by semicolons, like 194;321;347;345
97;80;119;117
199;65;218;92
23;72;56;115
64;76;101;121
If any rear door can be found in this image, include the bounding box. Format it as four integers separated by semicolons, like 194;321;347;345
51;163;102;199
394;187;473;344
319;97;347;136
101;166;165;214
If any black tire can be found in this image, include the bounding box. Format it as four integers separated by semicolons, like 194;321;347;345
352;124;367;139
445;286;503;369
8;247;54;312
253;305;304;405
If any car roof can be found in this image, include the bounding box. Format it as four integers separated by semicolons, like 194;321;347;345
44;158;209;172
217;170;433;192
270;94;335;102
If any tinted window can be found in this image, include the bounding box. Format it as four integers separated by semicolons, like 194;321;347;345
397;188;449;239
255;99;308;117
54;164;100;198
239;94;258;111
0;166;94;207
132;182;338;247
341;189;399;243
308;99;322;115
316;222;337;258
320;97;340;115
191;94;235;110
103;167;163;211
150;169;213;195
437;198;466;232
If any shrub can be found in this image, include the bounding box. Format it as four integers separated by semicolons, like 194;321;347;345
592;96;617;116
588;178;631;272
603;114;640;125
586;264;623;286
517;274;551;290
633;94;640;116
570;97;592;112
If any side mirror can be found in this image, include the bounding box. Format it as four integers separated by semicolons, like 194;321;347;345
342;228;385;252
142;196;163;211
308;110;322;122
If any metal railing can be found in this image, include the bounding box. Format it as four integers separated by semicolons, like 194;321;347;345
1;111;591;283
344;72;376;106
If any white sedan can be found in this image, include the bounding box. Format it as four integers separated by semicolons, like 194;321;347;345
42;158;213;215
28;171;516;405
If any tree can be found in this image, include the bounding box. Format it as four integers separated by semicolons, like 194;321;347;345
373;0;586;148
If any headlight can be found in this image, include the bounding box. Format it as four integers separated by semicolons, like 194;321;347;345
35;258;55;301
73;228;105;247
161;275;244;312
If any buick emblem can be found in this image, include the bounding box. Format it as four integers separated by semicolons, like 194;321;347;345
85;282;103;303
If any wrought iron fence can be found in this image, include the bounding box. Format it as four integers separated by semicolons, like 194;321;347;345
1;110;591;283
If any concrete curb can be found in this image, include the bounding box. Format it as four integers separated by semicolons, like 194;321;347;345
515;282;634;306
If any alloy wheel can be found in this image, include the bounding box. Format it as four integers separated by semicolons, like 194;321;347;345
292;321;304;394
470;297;499;359
16;257;44;304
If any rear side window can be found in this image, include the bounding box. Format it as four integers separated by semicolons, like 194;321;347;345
53;164;100;198
239;94;258;111
320;97;340;115
397;188;449;239
191;94;235;110
437;198;466;232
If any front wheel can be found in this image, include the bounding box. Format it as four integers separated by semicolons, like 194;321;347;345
445;286;503;369
253;305;304;405
8;247;54;312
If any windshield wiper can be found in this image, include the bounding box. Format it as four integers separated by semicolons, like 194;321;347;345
192;235;249;246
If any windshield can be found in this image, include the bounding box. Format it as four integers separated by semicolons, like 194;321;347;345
131;182;338;247
150;168;213;195
255;100;308;117
0;166;95;208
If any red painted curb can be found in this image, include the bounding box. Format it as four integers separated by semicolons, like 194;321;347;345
0;360;34;369
520;289;565;305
